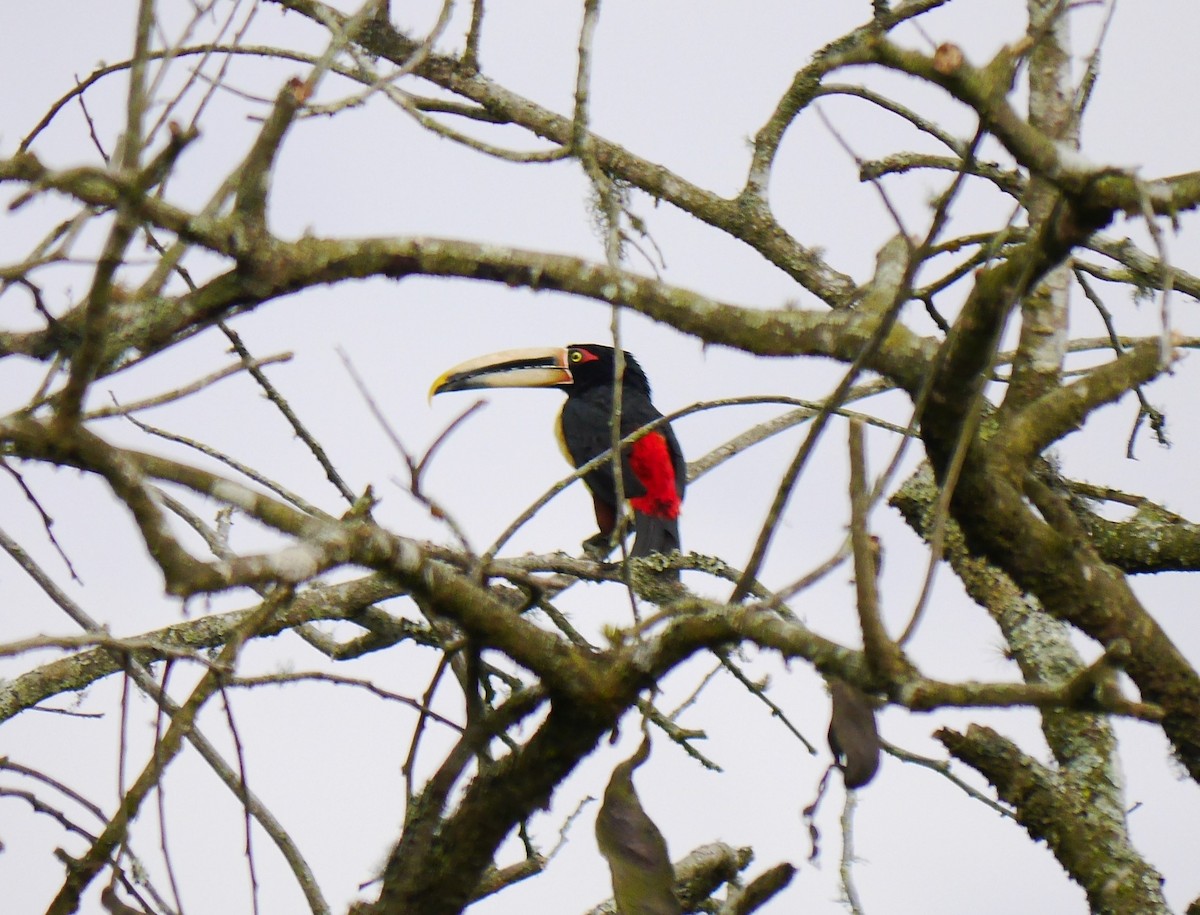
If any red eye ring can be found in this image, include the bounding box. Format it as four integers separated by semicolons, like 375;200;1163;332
570;347;600;364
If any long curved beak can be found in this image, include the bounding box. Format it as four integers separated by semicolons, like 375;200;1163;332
429;346;572;399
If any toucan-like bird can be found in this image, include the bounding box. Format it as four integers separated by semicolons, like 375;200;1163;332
431;344;685;562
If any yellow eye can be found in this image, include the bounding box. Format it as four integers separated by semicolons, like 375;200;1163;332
569;350;584;363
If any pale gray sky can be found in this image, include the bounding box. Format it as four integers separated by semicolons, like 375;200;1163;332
2;1;1199;913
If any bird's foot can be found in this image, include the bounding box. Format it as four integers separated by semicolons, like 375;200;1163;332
582;532;617;561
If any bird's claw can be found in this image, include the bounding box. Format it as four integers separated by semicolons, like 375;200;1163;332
582;532;617;561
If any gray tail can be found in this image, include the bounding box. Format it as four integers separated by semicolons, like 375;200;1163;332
631;514;680;578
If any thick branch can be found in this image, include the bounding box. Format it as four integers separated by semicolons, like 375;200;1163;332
938;725;1167;914
0;575;414;723
272;0;858;304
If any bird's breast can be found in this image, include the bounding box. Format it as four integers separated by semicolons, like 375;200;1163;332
554;411;574;465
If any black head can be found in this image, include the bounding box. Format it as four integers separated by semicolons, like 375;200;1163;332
564;344;651;395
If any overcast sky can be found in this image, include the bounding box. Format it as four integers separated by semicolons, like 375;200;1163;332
2;1;1199;913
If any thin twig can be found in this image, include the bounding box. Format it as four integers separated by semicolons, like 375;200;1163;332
223;323;357;504
839;790;866;915
86;353;292;419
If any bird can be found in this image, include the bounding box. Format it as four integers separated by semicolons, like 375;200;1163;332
431;344;685;564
